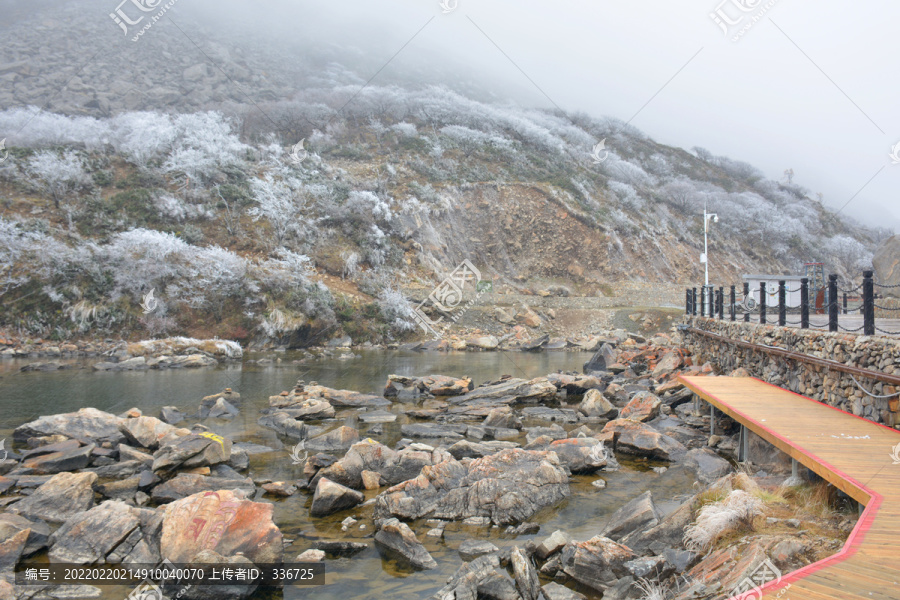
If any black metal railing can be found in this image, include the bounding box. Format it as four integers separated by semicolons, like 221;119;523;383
685;270;900;336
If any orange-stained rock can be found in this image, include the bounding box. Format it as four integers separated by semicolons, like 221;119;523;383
160;489;283;565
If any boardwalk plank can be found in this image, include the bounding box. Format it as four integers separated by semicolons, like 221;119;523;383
680;376;900;600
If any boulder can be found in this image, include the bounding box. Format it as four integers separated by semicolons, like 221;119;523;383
120;416;177;450
401;423;466;440
451;377;558;408
159;406;186;425
385;374;473;397
257;412;309;439
511;546;541;600
535;530;571;560
203;397;240;419
49;500;161;565
152;433;232;474
176;549;259;600
374;448;569;525
542;582;587;600
281;399;335;421
160;489;283;564
874;235;900;297
652;352;684;378
305;426;360;452
559;536;636;592
13;408;125;445
310;478;364;517
151;473;256;504
374;518;437;570
458;539;499;561
21;442;94;474
468;336;500;350
316;440;434;489
600;491;660;541
621;494;698;555
431;554;501;599
603;383;629;405
0;529;29;580
94;476;141;501
10;472;97;524
583;344;617;373
0;513;51;556
579;389;618;419
271;384;390;409
619;392;662;422
483;407;522;429
547;438;610;473
602;420;687;461
685;448;732;484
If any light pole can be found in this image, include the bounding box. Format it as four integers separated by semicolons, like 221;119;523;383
702;199;718;315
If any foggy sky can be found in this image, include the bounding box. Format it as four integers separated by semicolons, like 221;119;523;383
14;0;898;232
188;0;895;231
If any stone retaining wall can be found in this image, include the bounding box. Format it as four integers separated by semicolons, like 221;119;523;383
681;317;900;427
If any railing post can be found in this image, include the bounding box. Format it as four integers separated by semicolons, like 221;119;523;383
743;282;750;323
730;285;736;322
863;270;875;336
759;282;767;325
692;288;698;316
700;286;707;317
778;280;786;327
843;292;848;315
686;289;690;315
828;274;838;333
718;286;724;320
801;277;809;329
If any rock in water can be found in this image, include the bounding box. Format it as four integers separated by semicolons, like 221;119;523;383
685;448;732;484
310;478;364;517
160;490;283;565
601;419;687;461
374;448;569;525
600;491;660;541
10;472;97;524
13;407;125;445
152;432;232;474
583;344;617;373
305;426;360;452
559;536;636;592
619;392;662;422
151;473;256;504
120;416;177;449
374;518;437;570
49;500;161;565
578;389;618;419
511;546;541;600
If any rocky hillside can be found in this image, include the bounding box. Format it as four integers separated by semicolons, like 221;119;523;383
0;0;889;346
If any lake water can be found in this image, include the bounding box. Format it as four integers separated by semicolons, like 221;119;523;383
0;350;698;600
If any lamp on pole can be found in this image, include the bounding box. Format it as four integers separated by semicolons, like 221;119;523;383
702;199;718;315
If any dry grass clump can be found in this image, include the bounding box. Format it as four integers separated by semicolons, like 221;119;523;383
683;489;765;552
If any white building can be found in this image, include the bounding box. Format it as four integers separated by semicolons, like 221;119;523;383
742;275;806;308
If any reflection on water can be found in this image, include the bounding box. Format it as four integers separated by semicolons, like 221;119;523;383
0;350;698;600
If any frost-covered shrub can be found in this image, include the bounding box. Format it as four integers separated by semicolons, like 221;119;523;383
27;150;92;207
391;122;418;137
248;173;310;245
160;112;248;184
376;287;416;333
0;107;109;150
109;112;178;167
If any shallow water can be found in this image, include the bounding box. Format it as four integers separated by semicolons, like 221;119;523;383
0;350;698;600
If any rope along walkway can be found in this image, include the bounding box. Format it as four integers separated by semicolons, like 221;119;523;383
679;375;900;600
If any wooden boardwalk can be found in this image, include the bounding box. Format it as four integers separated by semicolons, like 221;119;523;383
679;376;900;600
